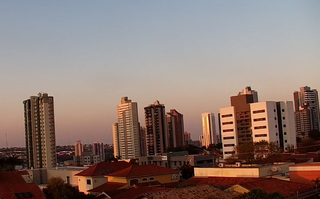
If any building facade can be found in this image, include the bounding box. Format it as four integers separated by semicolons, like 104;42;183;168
115;97;140;159
238;86;258;103
23;93;56;169
75;140;84;157
220;100;297;159
112;123;120;158
145;101;167;155
201;112;217;148
293;86;320;138
93;142;105;162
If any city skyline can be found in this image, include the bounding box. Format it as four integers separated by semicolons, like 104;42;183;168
0;1;319;147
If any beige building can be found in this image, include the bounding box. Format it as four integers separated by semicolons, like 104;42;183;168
75;140;83;157
114;97;140;159
201;112;217;147
23;93;56;169
139;152;214;169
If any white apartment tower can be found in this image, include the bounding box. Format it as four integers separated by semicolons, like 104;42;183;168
201;112;217;148
114;97;140;159
75;140;84;156
23;93;56;169
220;101;296;159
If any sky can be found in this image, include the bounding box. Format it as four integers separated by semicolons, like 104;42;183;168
0;1;319;147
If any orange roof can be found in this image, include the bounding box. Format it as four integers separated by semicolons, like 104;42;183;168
0;171;46;199
75;161;131;177
106;164;179;178
181;177;314;197
111;186;170;199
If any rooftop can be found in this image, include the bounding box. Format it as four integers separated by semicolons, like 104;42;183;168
106;164;179;178
75;161;131;177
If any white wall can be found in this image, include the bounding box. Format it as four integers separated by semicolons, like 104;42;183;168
220;107;237;159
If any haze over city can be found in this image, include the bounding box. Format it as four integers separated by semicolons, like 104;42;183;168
0;1;319;147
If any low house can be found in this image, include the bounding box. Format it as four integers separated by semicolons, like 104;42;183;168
88;164;181;196
105;164;181;188
0;171;46;199
75;161;131;194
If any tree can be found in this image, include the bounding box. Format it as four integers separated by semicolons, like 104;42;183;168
312;177;320;188
235;188;284;199
44;177;94;199
179;164;194;180
309;129;320;141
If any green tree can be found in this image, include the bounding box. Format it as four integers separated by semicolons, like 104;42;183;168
235;188;284;199
44;177;94;199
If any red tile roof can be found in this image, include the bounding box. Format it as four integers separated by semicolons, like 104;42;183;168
0;171;46;199
111;186;171;199
75;161;131;177
106;164;179;178
239;178;314;197
88;182;126;193
181;177;314;197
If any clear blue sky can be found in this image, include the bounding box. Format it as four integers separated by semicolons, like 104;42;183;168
0;1;319;147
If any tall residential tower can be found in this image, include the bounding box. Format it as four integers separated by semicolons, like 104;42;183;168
23;93;56;169
201;112;217;148
114;97;140;159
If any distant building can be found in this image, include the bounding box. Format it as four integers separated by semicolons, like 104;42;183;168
112;123;120;158
184;132;191;144
201;112;217;148
139;125;147;156
114;97;140;159
167;109;185;147
93;142;105;162
239;86;258;102
145;101;167;155
23;93;56;169
73;152;102;166
293;86;320;138
75;140;84;157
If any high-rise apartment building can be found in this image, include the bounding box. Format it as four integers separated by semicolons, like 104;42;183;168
166;109;185;148
239;86;258;102
201;112;217;148
293;86;319;138
220;101;296;159
112;123;120;158
184;132;191;145
23;93;56;169
93;142;105;162
145;101;167;155
139;125;147;156
75;140;84;156
114;97;140;159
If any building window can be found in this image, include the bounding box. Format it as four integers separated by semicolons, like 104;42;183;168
252;110;265;114
275;125;277;128
66;176;70;184
255;134;267;137
224;144;235;147
285;140;287;143
150;177;155;181
223;136;235;140
130;179;139;186
274;117;277;120
254;126;267;130
282;117;285;120
142;178;148;182
253;118;266;122
282;109;285;112
284;132;287;135
222;121;233;125
283;124;286;127
223;129;234;132
274;109;276;112
224;151;235;154
87;179;91;185
276;133;278;136
222;114;233;118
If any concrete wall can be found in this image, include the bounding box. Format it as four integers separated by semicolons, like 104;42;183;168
194;167;260;178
